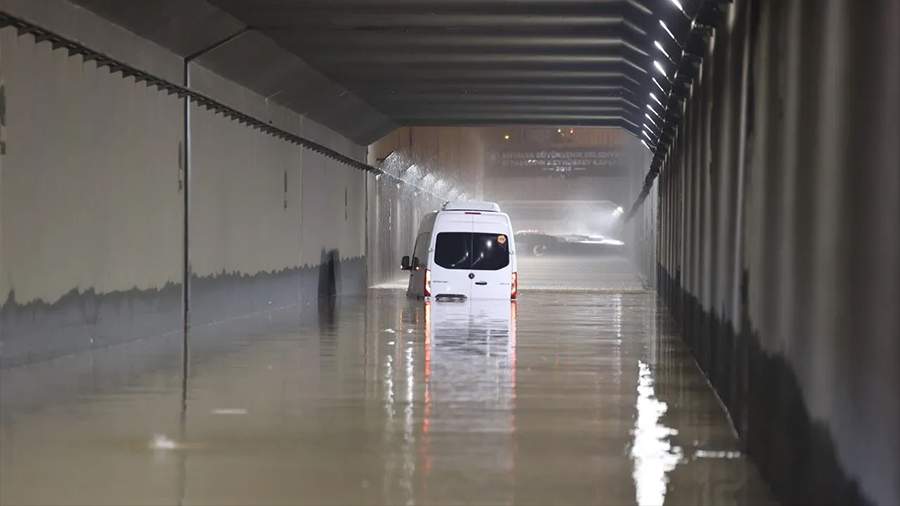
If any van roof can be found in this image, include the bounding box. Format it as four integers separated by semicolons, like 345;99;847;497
442;200;501;212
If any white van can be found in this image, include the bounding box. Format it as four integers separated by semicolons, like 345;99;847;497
402;201;518;300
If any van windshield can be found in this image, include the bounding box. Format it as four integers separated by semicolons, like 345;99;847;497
434;232;509;270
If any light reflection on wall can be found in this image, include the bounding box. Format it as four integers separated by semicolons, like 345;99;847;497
379;152;468;202
631;360;683;506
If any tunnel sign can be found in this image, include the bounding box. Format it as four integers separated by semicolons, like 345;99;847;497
489;148;626;177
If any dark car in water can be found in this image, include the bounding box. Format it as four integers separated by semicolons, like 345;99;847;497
514;231;625;256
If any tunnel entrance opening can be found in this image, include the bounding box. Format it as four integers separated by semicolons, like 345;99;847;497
369;125;652;293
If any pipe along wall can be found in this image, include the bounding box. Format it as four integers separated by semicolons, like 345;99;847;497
653;1;899;506
0;9;420;367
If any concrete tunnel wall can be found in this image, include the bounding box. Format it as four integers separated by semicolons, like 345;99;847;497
0;2;373;367
654;1;899;505
188;65;368;324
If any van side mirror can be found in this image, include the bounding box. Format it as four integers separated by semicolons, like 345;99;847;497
401;256;411;270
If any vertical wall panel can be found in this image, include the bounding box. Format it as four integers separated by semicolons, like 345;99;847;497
189;104;305;324
655;1;899;505
0;28;183;366
300;151;368;297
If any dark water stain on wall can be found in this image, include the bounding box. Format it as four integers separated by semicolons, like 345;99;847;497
189;255;365;327
1;256;367;368
657;265;875;506
1;283;182;368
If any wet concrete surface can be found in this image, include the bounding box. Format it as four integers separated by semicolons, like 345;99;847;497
1;264;775;505
517;255;646;292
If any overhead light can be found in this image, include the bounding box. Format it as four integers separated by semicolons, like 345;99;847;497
652;77;668;93
644;113;659;127
646;104;662;117
649;92;664;107
503;133;511;140
654;40;673;62
669;0;685;12
653;60;668;77
640;139;654;151
659;20;678;42
642;130;654;142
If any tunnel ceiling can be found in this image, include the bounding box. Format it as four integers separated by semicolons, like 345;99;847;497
206;0;708;139
69;0;715;143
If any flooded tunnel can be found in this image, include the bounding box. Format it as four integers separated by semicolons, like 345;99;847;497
0;1;898;505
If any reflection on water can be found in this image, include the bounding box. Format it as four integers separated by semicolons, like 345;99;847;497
379;298;518;506
418;299;517;503
424;299;517;418
0;290;774;506
150;433;178;451
631;360;683;506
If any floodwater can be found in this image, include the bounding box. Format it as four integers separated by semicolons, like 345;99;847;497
517;255;646;292
0;262;774;506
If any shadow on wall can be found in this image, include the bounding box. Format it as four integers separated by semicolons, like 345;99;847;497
317;249;340;328
318;249;342;298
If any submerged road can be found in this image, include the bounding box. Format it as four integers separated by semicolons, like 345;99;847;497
1;262;774;505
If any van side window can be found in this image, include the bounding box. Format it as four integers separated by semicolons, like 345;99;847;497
413;232;429;264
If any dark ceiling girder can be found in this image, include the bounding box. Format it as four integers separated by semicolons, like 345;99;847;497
293;32;630;50
401;116;636;127
266;13;626;28
321;67;647;83
375;94;636;104
363;84;642;100
393;106;634;116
